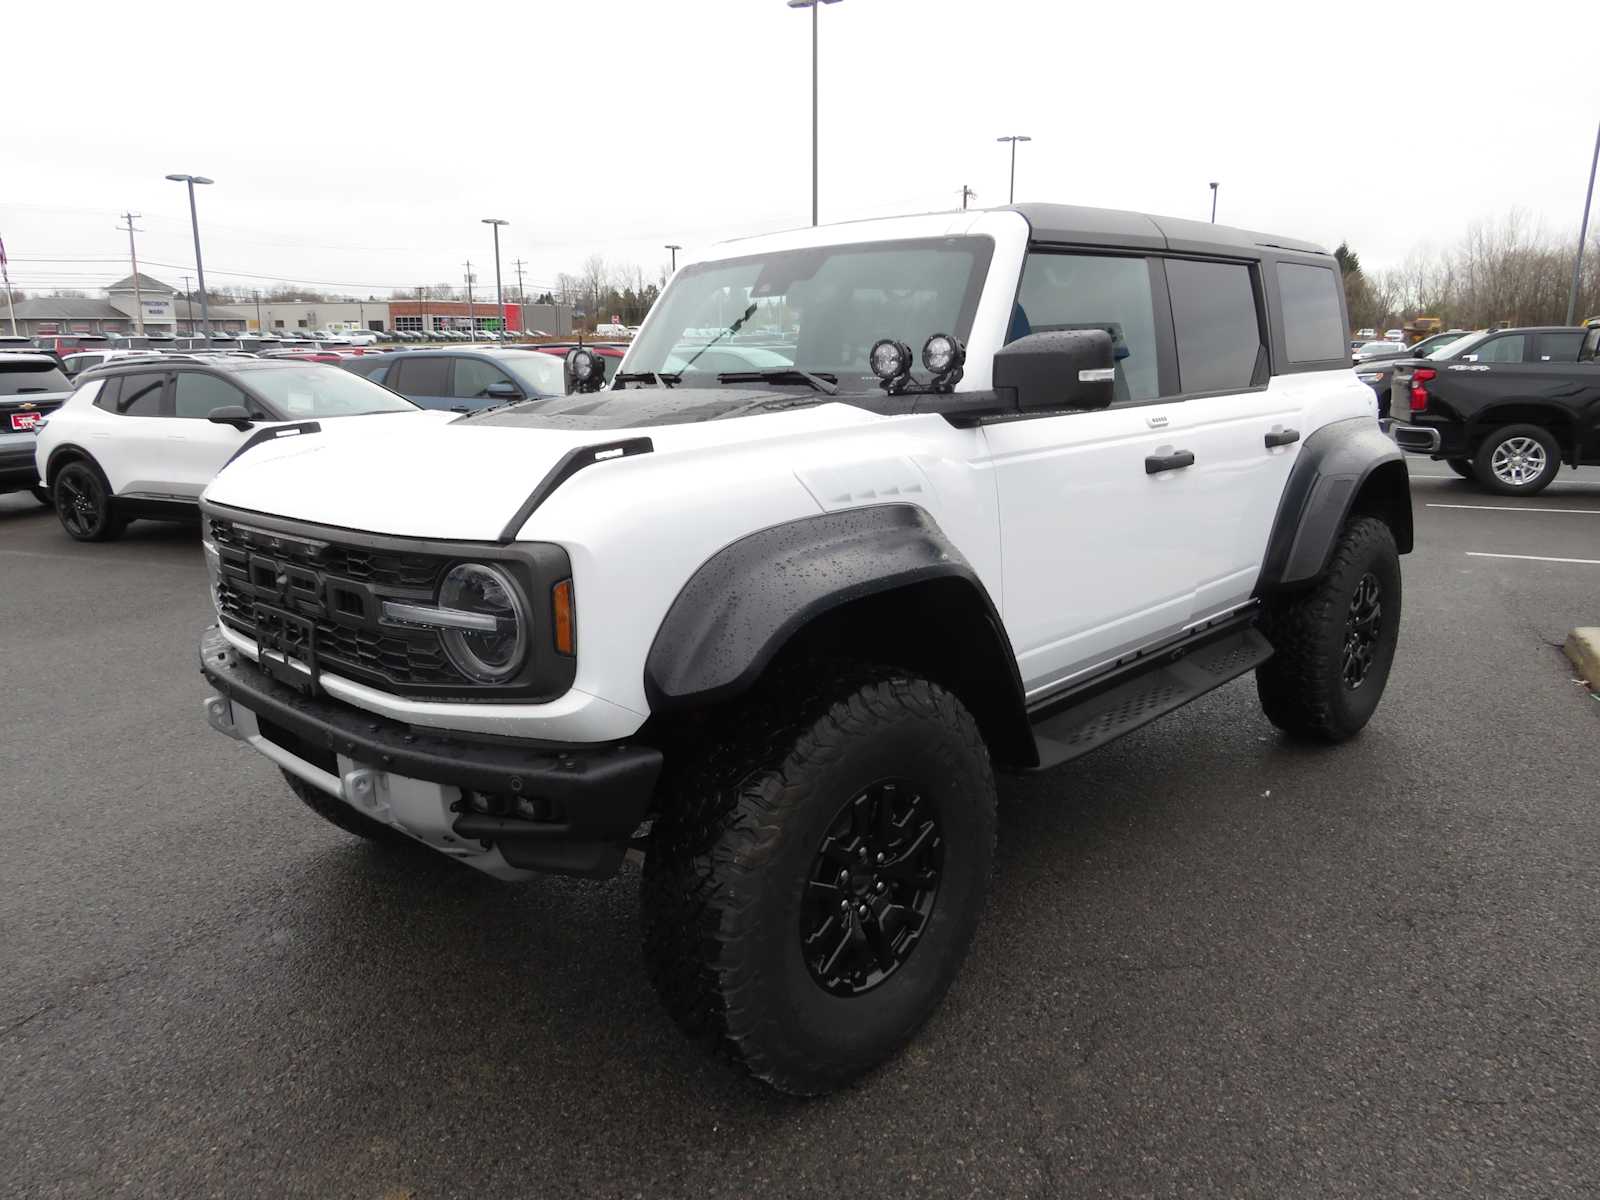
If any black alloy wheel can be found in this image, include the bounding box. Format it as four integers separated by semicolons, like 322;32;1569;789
800;779;944;998
1342;572;1383;689
53;462;124;542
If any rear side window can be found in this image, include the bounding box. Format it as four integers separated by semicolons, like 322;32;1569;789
174;372;251;418
1014;253;1159;402
0;362;72;395
115;372;167;416
1276;263;1346;363
392;357;450;396
1533;331;1582;362
1471;335;1524;363
1166;259;1265;393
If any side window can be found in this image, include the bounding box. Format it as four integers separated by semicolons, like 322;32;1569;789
452;358;516;399
1472;335;1524;363
116;372;168;416
1275;263;1346;363
94;376;123;412
1013;253;1159;402
1166;259;1265;393
391;357;450;396
173;372;251;418
1533;331;1582;362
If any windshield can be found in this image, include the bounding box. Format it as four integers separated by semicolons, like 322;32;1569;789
247;365;418;417
1425;334;1480;360
1356;341;1402;355
625;236;994;390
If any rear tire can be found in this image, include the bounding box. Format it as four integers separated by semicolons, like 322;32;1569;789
52;460;126;542
282;769;407;844
1256;516;1401;742
642;667;996;1095
1445;458;1476;480
1471;424;1561;496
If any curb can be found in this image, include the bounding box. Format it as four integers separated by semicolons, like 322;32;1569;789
1563;627;1600;694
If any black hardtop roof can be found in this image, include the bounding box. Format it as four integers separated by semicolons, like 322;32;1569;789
1008;203;1329;260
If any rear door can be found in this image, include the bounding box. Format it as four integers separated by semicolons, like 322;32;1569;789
93;370;175;495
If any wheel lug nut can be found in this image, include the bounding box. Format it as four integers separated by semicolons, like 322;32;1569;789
875;852;886;864
875;881;885;893
840;899;850;911
858;904;869;916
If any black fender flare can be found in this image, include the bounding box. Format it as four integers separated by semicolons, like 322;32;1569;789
643;504;1029;746
43;443;100;486
1256;417;1413;591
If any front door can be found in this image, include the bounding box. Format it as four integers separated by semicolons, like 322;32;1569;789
163;371;257;498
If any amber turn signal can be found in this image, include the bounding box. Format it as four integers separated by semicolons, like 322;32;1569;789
551;579;576;656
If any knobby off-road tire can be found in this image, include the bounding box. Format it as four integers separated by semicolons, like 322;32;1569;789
53;460;126;542
1472;423;1561;496
642;668;997;1095
1445;458;1476;481
1256;516;1401;742
281;768;407;844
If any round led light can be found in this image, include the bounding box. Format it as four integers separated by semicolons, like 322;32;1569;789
568;347;598;382
922;333;964;375
437;563;528;684
869;339;911;381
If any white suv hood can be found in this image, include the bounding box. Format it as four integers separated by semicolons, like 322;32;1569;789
202;402;882;541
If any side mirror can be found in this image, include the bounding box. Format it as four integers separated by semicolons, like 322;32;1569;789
992;329;1116;412
208;405;255;430
485;381;521;399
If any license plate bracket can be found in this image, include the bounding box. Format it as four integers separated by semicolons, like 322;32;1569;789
253;602;319;695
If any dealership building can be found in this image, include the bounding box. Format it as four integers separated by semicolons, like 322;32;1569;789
7;273;573;337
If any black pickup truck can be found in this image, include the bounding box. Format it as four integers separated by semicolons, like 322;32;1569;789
1388;323;1600;494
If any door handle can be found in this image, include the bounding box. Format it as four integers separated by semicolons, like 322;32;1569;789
1264;427;1300;449
1144;450;1195;474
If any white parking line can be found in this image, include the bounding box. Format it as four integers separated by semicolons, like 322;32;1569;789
1466;551;1600;566
1428;503;1600;515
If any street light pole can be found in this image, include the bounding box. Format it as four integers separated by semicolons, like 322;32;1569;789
788;0;842;226
1565;118;1600;327
996;136;1031;204
165;174;213;336
665;243;682;273
1209;181;1219;224
482;218;508;334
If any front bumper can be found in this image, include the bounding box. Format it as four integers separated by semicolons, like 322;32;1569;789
199;624;662;878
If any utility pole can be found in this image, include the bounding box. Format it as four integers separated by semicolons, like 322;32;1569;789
118;212;146;335
959;185;976;210
417;285;427;337
253;289;263;332
0;233;15;337
512;257;528;334
463;259;476;334
1565;118;1600;327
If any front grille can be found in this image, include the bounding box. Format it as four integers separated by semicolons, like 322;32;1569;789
210;515;471;692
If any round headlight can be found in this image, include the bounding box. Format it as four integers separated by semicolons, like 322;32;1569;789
438;563;528;683
869;338;911;381
922;333;965;375
568;347;598;382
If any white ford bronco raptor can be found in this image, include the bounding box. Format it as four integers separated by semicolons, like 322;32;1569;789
199;204;1411;1094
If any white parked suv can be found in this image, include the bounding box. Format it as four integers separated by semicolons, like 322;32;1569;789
35;357;435;540
196;204;1413;1094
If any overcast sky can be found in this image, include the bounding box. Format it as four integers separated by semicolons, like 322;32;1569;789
3;0;1596;301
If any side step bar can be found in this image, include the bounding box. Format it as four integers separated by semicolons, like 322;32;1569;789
1029;625;1274;771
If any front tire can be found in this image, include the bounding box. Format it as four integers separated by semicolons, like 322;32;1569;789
642;669;997;1095
1472;424;1561;496
1256;516;1401;742
53;460;126;542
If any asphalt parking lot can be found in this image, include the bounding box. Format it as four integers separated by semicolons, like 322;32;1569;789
3;461;1599;1200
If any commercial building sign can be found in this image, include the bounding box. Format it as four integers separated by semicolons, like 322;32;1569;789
142;298;173;322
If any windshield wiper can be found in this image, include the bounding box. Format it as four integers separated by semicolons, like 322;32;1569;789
716;368;839;396
612;371;680;389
